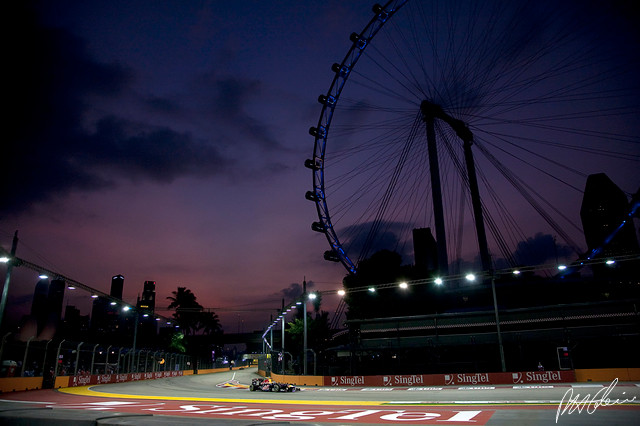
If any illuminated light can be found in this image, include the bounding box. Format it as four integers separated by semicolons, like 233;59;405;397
296;301;302;305
139;305;149;308
175;325;180;328
558;265;567;270
0;257;9;263
67;286;76;290
513;270;521;275
155;318;160;321
308;293;317;300
143;313;149;317
38;274;48;279
91;294;98;298
337;289;346;296
465;274;476;282
606;259;615;265
434;278;443;285
399;282;408;289
110;301;117;306
368;287;376;293
122;306;131;311
166;321;171;325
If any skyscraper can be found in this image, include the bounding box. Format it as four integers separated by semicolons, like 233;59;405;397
413;227;438;276
580;173;639;258
136;281;157;346
110;274;124;300
137;281;156;313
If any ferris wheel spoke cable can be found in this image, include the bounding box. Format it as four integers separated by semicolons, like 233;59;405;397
477;130;588;189
474;140;582;253
357;113;423;263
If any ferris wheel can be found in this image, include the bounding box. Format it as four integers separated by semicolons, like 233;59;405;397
306;0;640;276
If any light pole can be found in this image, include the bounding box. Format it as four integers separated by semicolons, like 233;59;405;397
305;291;318;376
466;272;505;372
490;272;506;372
303;280;308;375
0;231;19;332
281;313;285;374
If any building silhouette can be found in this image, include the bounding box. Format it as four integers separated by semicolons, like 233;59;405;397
136;281;157;347
580;173;640;277
110;274;124;299
413;227;438;277
137;280;156;313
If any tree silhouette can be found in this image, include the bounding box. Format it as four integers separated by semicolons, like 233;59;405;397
198;310;222;337
167;287;203;335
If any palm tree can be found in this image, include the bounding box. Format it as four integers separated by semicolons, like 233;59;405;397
167;287;203;335
198;311;222;337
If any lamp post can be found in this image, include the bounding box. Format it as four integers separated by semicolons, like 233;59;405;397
303;280;308;375
0;231;19;331
466;272;506;372
490;272;506;372
281;313;285;374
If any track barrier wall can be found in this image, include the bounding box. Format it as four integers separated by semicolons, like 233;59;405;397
575;368;640;382
269;368;640;387
0;366;245;393
2;367;638;393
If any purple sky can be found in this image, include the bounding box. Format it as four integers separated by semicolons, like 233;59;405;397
2;1;639;334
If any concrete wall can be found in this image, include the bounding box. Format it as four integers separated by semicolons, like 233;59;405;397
0;377;44;393
575;368;640;382
270;372;324;386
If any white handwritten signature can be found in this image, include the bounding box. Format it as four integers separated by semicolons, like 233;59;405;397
556;378;637;423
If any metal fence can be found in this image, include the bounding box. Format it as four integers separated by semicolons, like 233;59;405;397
0;333;202;382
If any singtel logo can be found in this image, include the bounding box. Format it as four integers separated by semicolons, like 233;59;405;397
331;376;365;386
526;371;561;383
383;375;425;386
445;373;490;385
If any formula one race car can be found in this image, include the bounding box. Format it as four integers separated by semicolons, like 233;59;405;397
249;377;300;392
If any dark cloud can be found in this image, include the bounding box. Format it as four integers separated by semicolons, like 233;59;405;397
339;221;413;264
270;280;316;303
492;232;576;270
512;232;575;265
85;116;230;183
194;73;283;152
2;3;233;215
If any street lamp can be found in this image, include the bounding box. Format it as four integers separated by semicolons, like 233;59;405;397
466;271;505;371
490;272;506;372
0;231;19;332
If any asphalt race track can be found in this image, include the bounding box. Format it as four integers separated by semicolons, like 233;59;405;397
0;368;638;425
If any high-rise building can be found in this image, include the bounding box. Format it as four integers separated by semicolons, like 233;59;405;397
110;274;124;300
137;281;156;313
31;278;49;333
413;227;438;276
47;279;66;324
580;173;639;258
580;173;640;279
136;281;157;347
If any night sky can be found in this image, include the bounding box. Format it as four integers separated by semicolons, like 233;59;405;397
2;1;639;333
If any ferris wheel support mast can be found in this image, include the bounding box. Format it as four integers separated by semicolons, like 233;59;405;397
421;101;492;273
